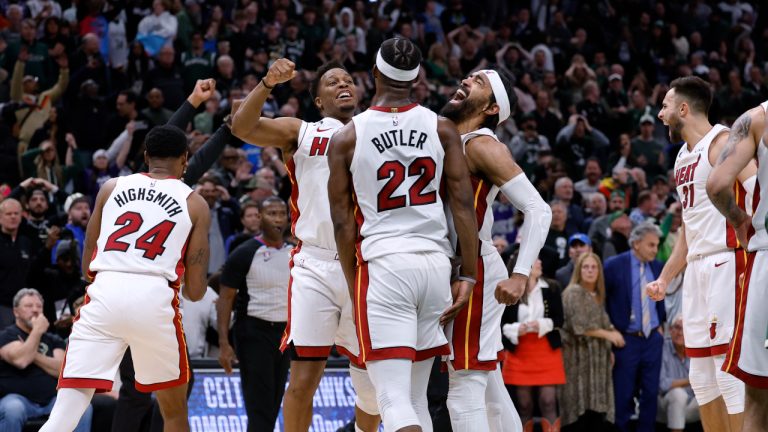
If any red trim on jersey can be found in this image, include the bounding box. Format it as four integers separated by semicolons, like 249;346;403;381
136;288;190;392
368;103;418;113
723;251;763;384
336;346;364;368
472;177;492;231
726;182;748;248
285;157;300;237
451;256;489;370
415;344;451;361
58;378;114;391
170;239;189;290
58;294;113;392
86;249;98;282
354;260;373;363
685;342;729;358
279;242;302;353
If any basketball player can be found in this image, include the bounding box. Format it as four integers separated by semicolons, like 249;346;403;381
229;58;380;431
328;38;482;432
707;101;768;431
39;125;211;432
438;70;551;431
646;77;755;432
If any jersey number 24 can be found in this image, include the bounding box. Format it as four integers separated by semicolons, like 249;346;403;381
104;211;177;260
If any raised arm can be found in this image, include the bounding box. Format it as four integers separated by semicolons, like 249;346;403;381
439;118;479;323
327;121;358;299
466;137;551;304
183;192;211;301
230;58;301;152
82;178;117;279
168;79;217;130
707;107;764;245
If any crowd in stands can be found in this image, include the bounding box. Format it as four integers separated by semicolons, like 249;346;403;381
0;0;765;430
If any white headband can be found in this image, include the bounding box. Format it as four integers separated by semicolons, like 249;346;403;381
479;69;510;125
375;49;420;82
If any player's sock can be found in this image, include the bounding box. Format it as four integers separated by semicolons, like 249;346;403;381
485;367;523;432
410;358;435;432
39;388;95;432
367;358;419;430
447;363;491;432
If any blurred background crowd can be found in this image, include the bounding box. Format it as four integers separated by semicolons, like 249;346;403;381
0;0;765;431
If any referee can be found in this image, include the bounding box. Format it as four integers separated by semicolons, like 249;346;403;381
217;196;292;432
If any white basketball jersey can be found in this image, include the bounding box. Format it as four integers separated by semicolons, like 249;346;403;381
748;101;768;252
89;174;194;286
675;124;745;259
286;117;343;251
446;128;500;257
350;103;451;261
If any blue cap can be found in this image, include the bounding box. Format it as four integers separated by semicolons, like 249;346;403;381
568;233;591;247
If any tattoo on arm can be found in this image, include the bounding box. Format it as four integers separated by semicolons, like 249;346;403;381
189;248;206;265
718;113;752;165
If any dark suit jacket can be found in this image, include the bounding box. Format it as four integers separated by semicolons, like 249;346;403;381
604;251;665;333
501;278;563;352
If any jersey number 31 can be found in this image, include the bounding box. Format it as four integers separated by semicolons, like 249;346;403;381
377;157;437;212
104;211;177;260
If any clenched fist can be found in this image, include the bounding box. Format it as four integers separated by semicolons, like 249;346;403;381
264;59;297;88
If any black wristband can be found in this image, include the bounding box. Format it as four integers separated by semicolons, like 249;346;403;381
262;80;274;89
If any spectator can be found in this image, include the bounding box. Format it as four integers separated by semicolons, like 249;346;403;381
0;288;92;432
508;113;550;176
181;283;219;359
560;252;622;430
588;190;626;248
629;190;659;225
142;45;185;110
20;138;77;192
529;90;563;145
53;193;90;261
67;79;107;153
6;19;51;89
556;233;593;288
657;315;700;432
225;202;262;254
104;90;152;160
10;52;69;154
582;192;607;232
141;88;175;126
0;199;39;327
543;200;571;273
555;115;609;179
27;238;85;335
196;176;240;275
217;197;291;431
603;211;633;260
574;158;603;198
553;177;584;233
501;258;565;431
181;32;216;95
604;223;665;432
136;0;178;55
631;114;666;177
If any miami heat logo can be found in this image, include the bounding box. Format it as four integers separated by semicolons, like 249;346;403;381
710;322;717;339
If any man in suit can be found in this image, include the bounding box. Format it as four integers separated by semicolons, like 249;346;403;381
604;222;666;432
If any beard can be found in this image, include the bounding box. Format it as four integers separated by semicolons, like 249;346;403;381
439;92;486;125
667;115;684;143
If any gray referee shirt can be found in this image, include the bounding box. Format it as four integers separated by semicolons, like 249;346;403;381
220;237;292;322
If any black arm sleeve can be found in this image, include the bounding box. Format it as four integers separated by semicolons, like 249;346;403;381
168;100;197;130
219;238;261;292
183;125;233;186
